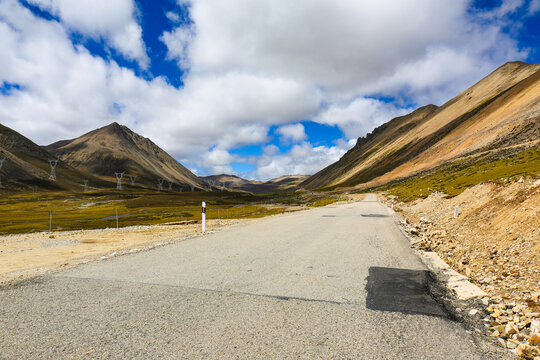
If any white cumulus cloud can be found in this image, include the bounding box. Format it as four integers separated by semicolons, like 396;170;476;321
529;0;540;14
314;99;411;139
201;147;236;174
164;0;524;101
160;25;195;69
276;123;307;143
253;141;351;181
0;0;531;180
27;0;148;67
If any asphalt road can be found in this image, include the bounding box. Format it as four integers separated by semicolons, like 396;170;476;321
0;194;506;359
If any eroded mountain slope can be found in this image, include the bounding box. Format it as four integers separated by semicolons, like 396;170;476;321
302;61;540;190
47;123;205;189
0;123;109;190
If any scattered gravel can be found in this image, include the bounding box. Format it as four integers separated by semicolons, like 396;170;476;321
390;177;540;358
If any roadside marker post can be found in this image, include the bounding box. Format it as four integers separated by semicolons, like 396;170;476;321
202;201;206;232
454;205;459;218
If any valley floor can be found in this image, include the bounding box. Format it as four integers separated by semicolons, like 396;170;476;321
1;194;504;359
0;192;356;285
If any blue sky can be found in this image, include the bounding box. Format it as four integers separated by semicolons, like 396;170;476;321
1;0;539;180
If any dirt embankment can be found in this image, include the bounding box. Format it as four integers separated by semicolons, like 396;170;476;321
393;177;539;355
399;178;539;300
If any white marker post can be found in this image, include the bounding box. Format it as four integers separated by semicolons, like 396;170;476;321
202;201;206;232
454;205;459;218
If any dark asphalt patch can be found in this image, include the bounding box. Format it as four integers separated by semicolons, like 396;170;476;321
361;214;389;218
365;267;450;318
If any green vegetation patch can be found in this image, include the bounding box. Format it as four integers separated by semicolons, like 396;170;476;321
308;196;340;207
378;145;540;202
0;188;341;234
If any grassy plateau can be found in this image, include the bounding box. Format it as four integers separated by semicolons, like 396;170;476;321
0;188;341;234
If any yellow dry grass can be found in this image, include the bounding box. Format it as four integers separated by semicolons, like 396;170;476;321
0;219;245;285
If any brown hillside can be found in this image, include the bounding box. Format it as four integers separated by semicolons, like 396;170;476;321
47;123;205;189
201;174;308;194
0;123;111;191
302;61;540;190
202;174;261;187
265;175;310;189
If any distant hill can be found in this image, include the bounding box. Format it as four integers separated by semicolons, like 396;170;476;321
302;61;540;190
201;174;309;194
202;174;260;188
265;175;310;189
0;123;111;191
46;122;205;190
1;121;304;194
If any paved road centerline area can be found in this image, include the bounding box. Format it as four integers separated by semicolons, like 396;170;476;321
0;194;506;359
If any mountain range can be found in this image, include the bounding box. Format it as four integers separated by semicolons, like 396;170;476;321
1;61;538;194
0;123;112;191
0;122;205;192
0;122;306;193
45;122;205;191
301;61;540;190
201;174;309;194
